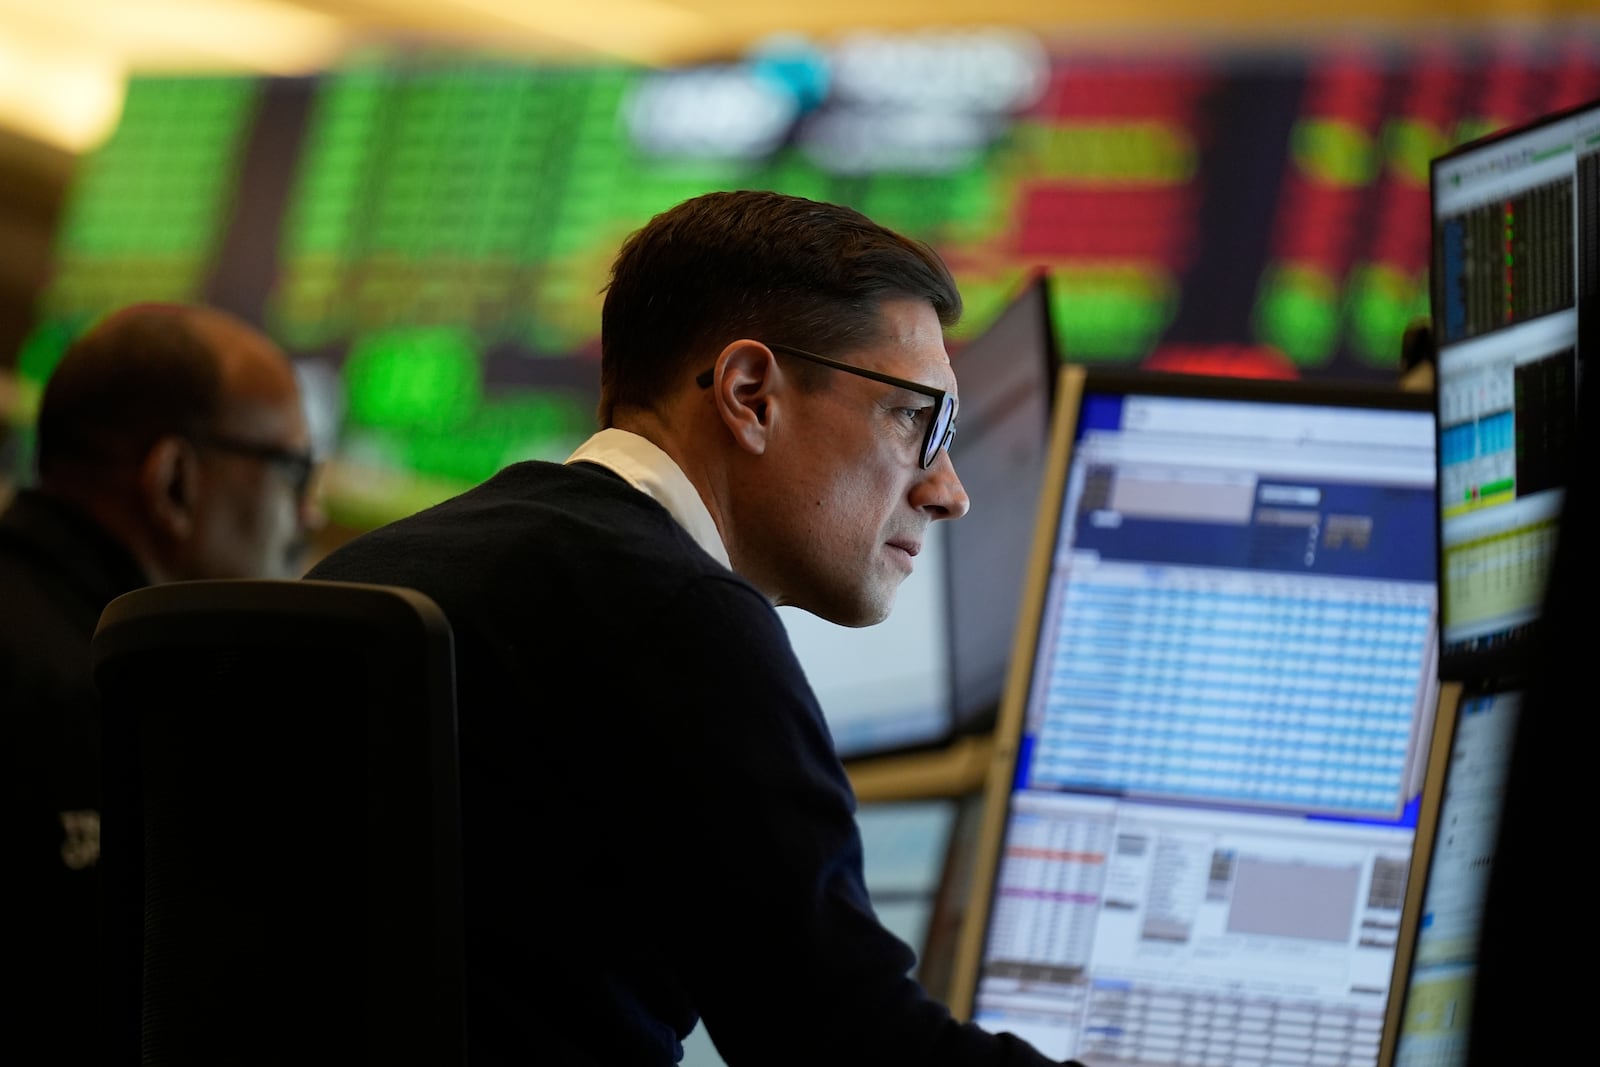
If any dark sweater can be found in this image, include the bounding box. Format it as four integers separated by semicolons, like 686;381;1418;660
308;460;1070;1067
1;489;149;1065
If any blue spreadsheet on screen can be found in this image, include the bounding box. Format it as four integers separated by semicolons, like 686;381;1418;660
952;366;1439;1067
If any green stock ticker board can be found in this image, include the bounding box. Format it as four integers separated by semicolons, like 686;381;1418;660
11;35;1600;527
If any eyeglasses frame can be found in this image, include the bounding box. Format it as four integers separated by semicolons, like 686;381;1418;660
695;341;957;469
189;431;318;500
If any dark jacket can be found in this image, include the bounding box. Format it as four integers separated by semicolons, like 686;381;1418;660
308;459;1068;1067
1;488;148;1064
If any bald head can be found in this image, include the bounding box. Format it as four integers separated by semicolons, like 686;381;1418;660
37;303;294;479
34;302;320;581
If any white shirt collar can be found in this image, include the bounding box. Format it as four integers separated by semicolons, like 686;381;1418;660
565;428;731;569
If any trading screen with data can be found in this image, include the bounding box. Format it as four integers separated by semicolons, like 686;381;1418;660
1431;97;1597;680
1375;95;1599;1067
964;371;1438;1067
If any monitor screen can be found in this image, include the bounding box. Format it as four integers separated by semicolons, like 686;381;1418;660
951;366;1440;1067
1430;95;1598;682
946;270;1061;736
1378;688;1519;1067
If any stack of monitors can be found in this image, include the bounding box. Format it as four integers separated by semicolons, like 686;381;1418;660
951;365;1440;1066
1378;95;1597;1067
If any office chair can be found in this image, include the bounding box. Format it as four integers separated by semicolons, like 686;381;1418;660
92;578;465;1066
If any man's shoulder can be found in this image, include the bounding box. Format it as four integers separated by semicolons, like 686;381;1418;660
357;460;652;534
0;538;99;710
0;524;101;645
308;460;726;591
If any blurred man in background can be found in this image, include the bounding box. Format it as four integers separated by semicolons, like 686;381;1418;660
0;301;321;1061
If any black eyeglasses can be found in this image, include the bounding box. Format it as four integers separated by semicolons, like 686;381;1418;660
191;432;318;500
696;342;958;470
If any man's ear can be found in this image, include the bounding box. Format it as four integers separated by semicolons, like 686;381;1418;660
138;434;200;540
710;340;779;457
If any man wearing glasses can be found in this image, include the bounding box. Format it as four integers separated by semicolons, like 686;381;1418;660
310;190;1078;1066
0;301;322;1062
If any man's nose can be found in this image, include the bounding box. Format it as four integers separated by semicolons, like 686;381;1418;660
299;483;328;533
917;450;970;520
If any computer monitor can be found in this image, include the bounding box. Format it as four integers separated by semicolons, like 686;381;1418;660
950;365;1440;1067
1430;95;1598;684
1463;359;1589;1067
946;270;1062;736
1374;97;1598;1067
1376;686;1518;1067
781;271;1061;760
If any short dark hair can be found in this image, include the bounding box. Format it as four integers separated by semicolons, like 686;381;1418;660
598;190;962;425
35;305;224;480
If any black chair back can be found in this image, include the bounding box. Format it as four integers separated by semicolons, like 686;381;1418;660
93;579;464;1066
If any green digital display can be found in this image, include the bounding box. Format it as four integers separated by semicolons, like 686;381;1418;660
13;34;1599;527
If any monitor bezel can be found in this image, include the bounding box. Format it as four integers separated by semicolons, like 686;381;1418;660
943;266;1064;744
1372;679;1493;1067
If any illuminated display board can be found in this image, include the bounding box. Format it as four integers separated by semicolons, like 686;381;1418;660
13;31;1600;526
